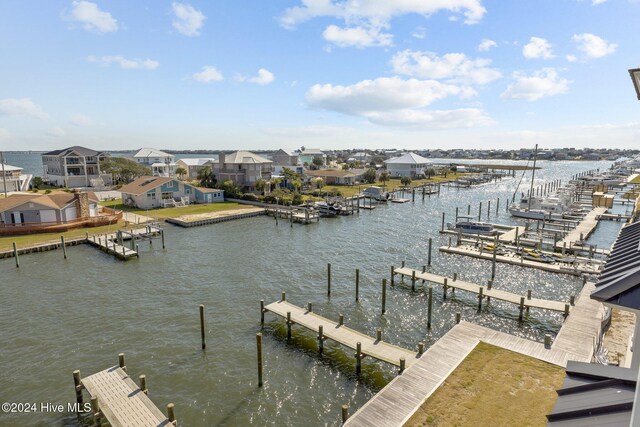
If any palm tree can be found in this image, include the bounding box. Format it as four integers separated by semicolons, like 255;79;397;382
255;178;267;195
271;177;282;192
175;167;187;180
400;176;412;188
379;171;390;189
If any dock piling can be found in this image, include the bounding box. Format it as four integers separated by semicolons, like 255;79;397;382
356;342;362;374
441;212;445;232
355;269;360;301
61;236;67;259
544;334;552;349
427;238;432;266
411;270;416;291
287;311;292;340
91;396;101;425
427;287;433;329
455;312;461;324
376;328;382;342
382;279;387;315
281;291;286;302
399;357;405;375
342;405;349;424
339;314;344;326
327;263;331;296
139;375;147;395
318;325;324;353
390;266;395;286
12;242;19;268
519;297;525;321
478;287;483;310
256;333;263;387
307;302;312;312
118;353;126;372
167;403;176;425
200;305;206;350
260;300;265;326
418;342;425;355
73;370;83;404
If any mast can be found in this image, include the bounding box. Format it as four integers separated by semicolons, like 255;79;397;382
1;152;7;198
527;144;538;211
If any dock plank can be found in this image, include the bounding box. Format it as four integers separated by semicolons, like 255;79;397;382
264;300;419;367
81;366;171;427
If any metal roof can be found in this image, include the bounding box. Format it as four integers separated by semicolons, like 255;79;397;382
383;152;432;165
42;146;107;157
547;361;636;426
591;220;640;311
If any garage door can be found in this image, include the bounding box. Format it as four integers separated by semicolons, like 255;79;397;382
40;210;57;223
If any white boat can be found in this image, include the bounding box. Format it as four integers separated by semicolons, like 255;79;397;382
316;201;343;215
362;186;391;201
447;217;497;235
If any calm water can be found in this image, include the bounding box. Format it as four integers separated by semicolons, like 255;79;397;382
0;160;623;426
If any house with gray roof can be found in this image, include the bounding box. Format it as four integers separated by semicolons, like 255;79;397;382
212;151;273;192
42;146;112;188
383;152;433;178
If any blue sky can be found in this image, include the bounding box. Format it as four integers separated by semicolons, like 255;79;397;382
0;0;639;152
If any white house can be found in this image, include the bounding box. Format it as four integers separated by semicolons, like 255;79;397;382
0;163;31;192
176;158;217;179
383;152;433;178
120;176;223;209
42;146;112;188
133;148;176;177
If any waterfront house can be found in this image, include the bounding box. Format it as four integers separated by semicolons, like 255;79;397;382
305;169;367;185
120;176;223;209
211;151;272;192
42;146;111;188
383;152;433;178
272;149;299;167
298;148;326;166
176;158;217;179
0;191;118;236
133;148;176;177
0;163;31;192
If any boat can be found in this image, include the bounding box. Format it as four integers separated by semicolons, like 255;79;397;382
316;201;343;215
362;186;391;201
447;217;497;235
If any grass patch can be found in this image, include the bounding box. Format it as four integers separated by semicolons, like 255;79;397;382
0;220;128;252
405;342;564;427
99;199;253;220
629;175;640;184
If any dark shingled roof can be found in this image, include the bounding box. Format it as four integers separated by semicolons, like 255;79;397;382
591;220;640;310
547;361;636;426
43;146;107;157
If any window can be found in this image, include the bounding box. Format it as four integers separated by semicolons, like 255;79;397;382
147;192;156;199
161;192;173;200
166;181;174;189
185;187;191;194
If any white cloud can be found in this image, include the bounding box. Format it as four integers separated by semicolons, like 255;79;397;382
323;24;393;48
572;33;617;58
281;0;486;27
305;76;490;128
591;0;608;5
411;27;426;39
566;54;578;62
522;37;554;59
262;125;354;138
249;69;275;85
501;68;570;101
69;1;118;33
477;39;496;52
70;114;94;126
391;50;501;85
0;98;48;120
172;2;206;37
88;55;159;70
193;66;224;83
0;128;9;140
46;127;65;137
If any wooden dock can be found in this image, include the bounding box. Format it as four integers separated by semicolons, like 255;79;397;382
345;321;577;427
556;207;607;247
87;234;139;260
166;207;266;227
346;279;605;426
80;366;173;427
393;267;571;315
439;244;602;275
263;299;419;368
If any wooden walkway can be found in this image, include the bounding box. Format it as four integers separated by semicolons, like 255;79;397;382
439;244;602;275
81;366;172;427
394;267;571;314
263;300;419;368
346;280;605;426
345;321;576;427
557;207;607;247
87;234;139;260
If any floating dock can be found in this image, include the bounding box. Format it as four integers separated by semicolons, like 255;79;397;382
263;299;419;369
87;235;138;260
393;267;571;316
556;207;607;248
439;244;601;275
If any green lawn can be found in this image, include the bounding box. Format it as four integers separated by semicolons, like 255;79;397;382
99;199;253;219
629;174;640;184
406;342;564;427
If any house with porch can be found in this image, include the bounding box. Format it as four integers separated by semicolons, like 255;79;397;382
42;146;112;188
0;163;31;192
176;158;217;179
272;149;299;167
383;152;433;178
298;148;326;166
133;148;177;177
211;151;272;192
305;169;367;186
119;176;223;209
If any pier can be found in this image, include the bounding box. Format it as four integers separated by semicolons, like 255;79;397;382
263;298;420;369
556;207;607;247
87;225;162;260
393;267;572;316
166;207;266;227
74;355;176;426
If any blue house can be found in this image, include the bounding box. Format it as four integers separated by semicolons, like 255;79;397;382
120;176;223;209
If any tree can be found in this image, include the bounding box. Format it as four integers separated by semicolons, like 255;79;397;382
291;179;302;193
100;157;151;184
379;172;390;187
341;163;350;170
255;178;267;195
400;176;412;187
425;167;436;179
271;177;282;192
175;166;187;180
282;167;300;181
312;157;324;167
221;180;239;198
363;168;377;184
31;177;44;189
315;177;324;189
197;166;217;188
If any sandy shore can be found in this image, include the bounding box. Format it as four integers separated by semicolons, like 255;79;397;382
173;207;264;223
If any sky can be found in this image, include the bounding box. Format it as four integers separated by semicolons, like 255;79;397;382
0;0;639;152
